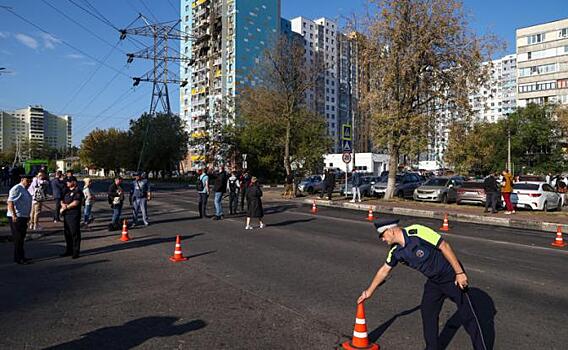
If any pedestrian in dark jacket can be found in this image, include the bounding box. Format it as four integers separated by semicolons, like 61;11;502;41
213;166;228;220
239;171;251;213
51;171;65;222
245;177;264;230
325;170;335;200
107;177;125;230
483;172;499;213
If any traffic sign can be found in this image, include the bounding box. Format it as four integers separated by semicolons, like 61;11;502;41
342;140;352;152
342;152;352;164
342;124;352;141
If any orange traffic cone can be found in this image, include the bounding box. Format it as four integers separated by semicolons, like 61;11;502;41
311;200;318;214
552;225;567;248
440;213;449;232
120;219;130;242
169;235;188;262
367;208;375;221
342;302;379;350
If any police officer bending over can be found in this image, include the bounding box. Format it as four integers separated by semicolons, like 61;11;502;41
60;176;84;259
357;219;487;350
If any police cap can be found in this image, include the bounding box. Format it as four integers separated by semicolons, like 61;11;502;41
374;219;400;237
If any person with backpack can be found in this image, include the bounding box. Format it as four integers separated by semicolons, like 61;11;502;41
107;177;125;231
227;171;240;215
197;167;209;219
28;171;48;231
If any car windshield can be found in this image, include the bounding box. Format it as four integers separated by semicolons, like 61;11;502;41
513;183;539;190
379;175;402;182
424;178;449;187
461;182;483;189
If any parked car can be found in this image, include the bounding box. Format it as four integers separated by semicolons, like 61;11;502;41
371;172;423;198
456;181;486;206
341;176;381;197
509;182;563;211
297;175;324;194
413;176;465;203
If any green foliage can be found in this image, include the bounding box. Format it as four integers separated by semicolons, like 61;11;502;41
129;113;190;174
79;128;130;173
445;104;566;175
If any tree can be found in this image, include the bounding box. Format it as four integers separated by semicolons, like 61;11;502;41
238;36;332;178
445;104;566;174
129;113;190;176
360;0;497;199
79;128;130;175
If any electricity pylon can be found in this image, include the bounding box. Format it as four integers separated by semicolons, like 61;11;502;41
120;15;192;115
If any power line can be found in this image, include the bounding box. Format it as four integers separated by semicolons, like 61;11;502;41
76;63;132;116
1;6;131;79
138;0;160;23
166;0;178;16
42;0;127;54
59;41;122;114
67;0;118;30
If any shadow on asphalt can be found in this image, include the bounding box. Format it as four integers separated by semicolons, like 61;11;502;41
268;218;315;227
263;204;298;215
81;233;205;257
439;287;497;350
42;317;207;349
368;305;421;343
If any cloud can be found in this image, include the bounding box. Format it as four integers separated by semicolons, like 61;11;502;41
65;53;85;59
39;33;60;49
15;33;38;49
0;32;9;39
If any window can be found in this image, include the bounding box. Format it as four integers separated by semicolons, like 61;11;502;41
558;79;568;89
527;33;545;45
559;28;568;38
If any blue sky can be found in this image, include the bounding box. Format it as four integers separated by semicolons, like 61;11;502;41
0;0;567;146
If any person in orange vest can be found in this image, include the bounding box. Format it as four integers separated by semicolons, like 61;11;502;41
357;219;487;350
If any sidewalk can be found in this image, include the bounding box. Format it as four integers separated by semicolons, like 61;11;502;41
264;190;568;233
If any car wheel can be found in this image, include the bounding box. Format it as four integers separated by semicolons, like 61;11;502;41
543;201;549;212
441;193;448;204
456;200;462;205
397;190;404;198
307;187;313;194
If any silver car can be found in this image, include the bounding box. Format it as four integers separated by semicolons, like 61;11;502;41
297;175;324;194
413;176;465;203
341;176;381;197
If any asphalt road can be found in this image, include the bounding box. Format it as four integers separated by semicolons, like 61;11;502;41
1;188;567;349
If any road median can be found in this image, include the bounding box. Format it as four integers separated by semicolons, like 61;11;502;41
299;197;567;233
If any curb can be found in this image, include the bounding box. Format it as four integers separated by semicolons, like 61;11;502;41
303;199;567;233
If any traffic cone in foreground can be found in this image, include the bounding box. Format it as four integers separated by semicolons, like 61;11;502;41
342;302;379;350
120;219;130;242
169;235;188;262
440;213;450;232
367;208;375;221
552;225;567;248
311;200;318;214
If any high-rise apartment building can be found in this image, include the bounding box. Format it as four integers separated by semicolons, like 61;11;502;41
516;18;568;107
290;17;359;152
180;0;280;167
0;106;72;153
427;54;517;166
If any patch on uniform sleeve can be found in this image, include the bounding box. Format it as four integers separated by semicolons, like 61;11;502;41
405;224;442;247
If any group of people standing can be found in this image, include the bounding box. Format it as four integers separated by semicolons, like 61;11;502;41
196;167;264;229
7;171;84;264
6;170;153;265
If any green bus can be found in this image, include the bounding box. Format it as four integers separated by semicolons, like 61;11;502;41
24;159;50;175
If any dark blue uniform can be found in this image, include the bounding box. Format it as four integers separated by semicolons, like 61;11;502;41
386;225;487;350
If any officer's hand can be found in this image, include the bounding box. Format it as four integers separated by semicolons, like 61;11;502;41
455;273;468;290
357;289;370;304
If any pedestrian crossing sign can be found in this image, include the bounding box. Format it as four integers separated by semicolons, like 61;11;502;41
342;124;352;141
343;140;352;152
